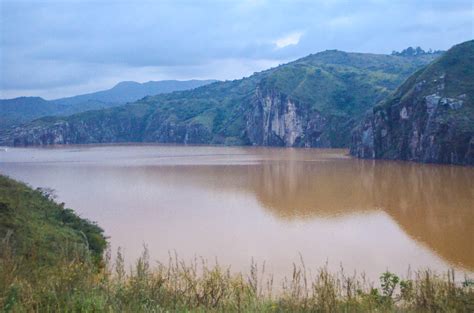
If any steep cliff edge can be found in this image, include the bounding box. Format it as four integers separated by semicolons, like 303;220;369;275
246;87;350;147
1;49;440;147
351;40;474;165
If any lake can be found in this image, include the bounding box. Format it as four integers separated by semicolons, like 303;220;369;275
0;144;472;282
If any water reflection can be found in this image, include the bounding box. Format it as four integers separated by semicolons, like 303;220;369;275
128;155;473;270
0;145;472;274
254;159;474;270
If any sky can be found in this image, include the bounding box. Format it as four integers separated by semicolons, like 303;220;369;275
1;0;473;99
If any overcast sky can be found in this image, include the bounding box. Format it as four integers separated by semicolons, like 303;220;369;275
1;0;473;99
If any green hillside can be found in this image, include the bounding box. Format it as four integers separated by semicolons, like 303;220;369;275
351;40;473;165
0;80;216;131
0;175;106;266
1;49;441;147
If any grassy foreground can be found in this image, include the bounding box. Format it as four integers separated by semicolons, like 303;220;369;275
1;175;473;312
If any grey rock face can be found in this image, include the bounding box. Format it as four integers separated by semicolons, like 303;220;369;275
352;39;474;165
350;114;375;159
246;87;337;148
247;88;304;147
4;112;213;146
351;86;473;165
425;94;441;116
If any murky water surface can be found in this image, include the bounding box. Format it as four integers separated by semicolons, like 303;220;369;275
1;145;472;281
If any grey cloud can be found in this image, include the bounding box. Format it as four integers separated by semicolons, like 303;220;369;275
1;0;472;98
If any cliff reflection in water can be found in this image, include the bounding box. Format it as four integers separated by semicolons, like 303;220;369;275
253;158;473;270
137;151;473;271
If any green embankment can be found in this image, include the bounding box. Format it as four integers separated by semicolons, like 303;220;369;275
0;174;472;312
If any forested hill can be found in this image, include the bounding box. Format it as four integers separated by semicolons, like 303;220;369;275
1;49;441;148
351;40;473;165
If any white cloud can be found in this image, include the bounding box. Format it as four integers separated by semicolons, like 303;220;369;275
273;31;303;49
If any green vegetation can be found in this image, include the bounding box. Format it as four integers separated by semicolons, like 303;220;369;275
377;40;473;112
0;80;216;132
0;175;106;268
1;174;472;312
2;245;473;312
355;40;474;164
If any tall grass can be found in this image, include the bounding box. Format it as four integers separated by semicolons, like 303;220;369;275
1;243;472;312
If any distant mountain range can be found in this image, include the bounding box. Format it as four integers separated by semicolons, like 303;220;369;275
1;47;443;151
0;80;216;129
51;80;218;105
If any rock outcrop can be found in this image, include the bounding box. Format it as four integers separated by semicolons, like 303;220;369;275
248;87;317;147
351;40;474;165
7;108;214;146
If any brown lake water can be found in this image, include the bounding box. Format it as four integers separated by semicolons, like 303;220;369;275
0;144;473;282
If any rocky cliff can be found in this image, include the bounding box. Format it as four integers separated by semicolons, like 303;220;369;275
246;87;351;147
351;40;474;165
